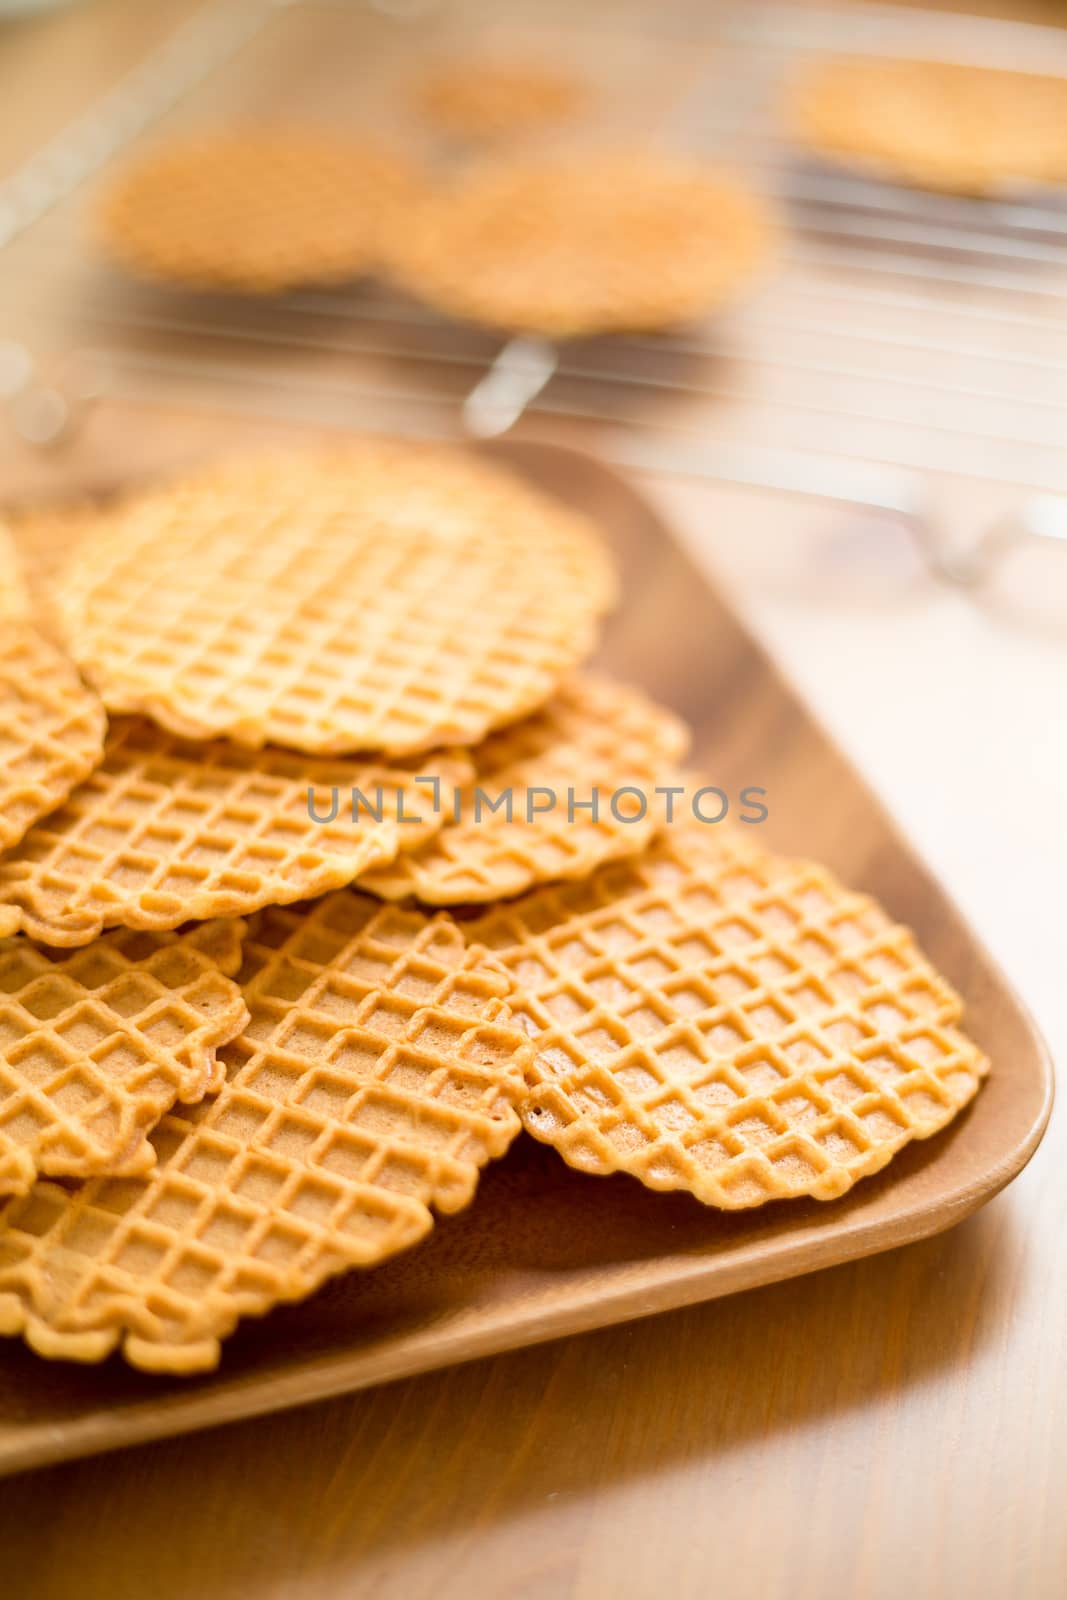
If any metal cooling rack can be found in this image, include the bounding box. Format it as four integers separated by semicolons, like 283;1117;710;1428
3;0;1067;578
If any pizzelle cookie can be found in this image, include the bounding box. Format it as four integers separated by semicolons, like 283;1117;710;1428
386;151;772;336
0;893;532;1371
54;444;616;756
465;825;989;1208
0;716;470;946
362;675;690;905
0;623;106;855
0;920;248;1199
790;57;1067;195
97;131;422;293
415;59;586;142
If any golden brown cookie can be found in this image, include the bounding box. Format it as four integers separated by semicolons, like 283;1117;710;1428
0;920;248;1198
362;675;689;904
0;623;106;854
790;57;1067;195
415;59;586;142
465;825;989;1208
98;130;422;292
55;443;617;756
0;893;532;1371
0;716;470;946
386;151;772;336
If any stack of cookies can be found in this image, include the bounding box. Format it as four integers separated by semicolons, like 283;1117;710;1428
0;439;988;1373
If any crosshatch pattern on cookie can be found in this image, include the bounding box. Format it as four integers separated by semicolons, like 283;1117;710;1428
56;446;617;756
0;893;533;1372
0;920;248;1198
464;828;989;1209
362;674;690;904
0;624;107;852
0;716;470;945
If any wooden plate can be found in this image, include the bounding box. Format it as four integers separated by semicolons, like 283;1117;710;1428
0;439;1051;1477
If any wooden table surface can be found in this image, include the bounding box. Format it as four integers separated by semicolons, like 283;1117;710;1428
0;4;1063;1598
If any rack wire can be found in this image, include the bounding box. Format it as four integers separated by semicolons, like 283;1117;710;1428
2;0;1067;570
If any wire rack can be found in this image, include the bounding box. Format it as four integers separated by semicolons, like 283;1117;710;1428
3;0;1067;565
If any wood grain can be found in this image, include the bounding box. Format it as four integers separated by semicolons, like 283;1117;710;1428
0;1195;1053;1600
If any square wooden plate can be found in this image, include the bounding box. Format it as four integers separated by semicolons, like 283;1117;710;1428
0;438;1051;1477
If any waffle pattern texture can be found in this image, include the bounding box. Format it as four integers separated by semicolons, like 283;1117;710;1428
0;921;248;1199
0;716;469;946
98;131;422;293
0;623;107;854
387;151;772;336
465;826;989;1208
791;58;1067;195
0;893;532;1371
363;675;690;904
416;59;586;142
56;445;617;756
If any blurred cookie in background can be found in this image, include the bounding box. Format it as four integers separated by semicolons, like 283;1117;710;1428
386;150;773;337
97;130;423;293
415;57;587;144
790;56;1067;196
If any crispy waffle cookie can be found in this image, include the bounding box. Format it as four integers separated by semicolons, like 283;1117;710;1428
416;59;586;142
362;675;690;905
98;131;422;293
790;57;1067;195
55;444;616;755
0;716;470;946
0;623;106;855
0;893;532;1371
465;826;989;1208
386;151;771;336
0;921;248;1199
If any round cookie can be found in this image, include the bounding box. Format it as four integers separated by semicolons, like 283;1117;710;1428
464;824;989;1209
791;57;1067;195
386;150;772;337
98;131;422;292
55;443;617;756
